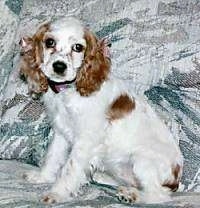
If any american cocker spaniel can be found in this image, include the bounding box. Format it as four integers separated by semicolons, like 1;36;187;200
21;17;183;204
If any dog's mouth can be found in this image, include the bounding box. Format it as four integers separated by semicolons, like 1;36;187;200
47;77;76;93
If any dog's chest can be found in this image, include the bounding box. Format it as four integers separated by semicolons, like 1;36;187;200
43;91;66;116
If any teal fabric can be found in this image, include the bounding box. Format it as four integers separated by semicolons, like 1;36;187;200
0;0;200;206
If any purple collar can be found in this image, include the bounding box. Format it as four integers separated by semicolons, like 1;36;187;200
47;78;76;93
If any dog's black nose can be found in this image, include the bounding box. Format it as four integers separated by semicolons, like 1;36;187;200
53;61;67;74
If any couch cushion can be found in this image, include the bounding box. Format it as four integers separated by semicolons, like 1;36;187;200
0;160;200;207
0;0;200;192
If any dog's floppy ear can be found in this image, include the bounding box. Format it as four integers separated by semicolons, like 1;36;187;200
33;22;50;41
19;22;50;97
84;29;99;58
32;22;50;64
75;29;111;96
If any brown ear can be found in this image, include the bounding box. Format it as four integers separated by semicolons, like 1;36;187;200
75;29;111;96
32;22;50;65
19;22;50;95
33;22;50;41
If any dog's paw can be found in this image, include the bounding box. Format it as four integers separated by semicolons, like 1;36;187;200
30;92;42;100
42;192;67;204
22;170;54;184
117;186;138;204
42;193;59;204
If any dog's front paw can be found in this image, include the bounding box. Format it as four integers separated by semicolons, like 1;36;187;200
42;193;59;204
42;192;68;204
23;170;55;184
117;186;138;204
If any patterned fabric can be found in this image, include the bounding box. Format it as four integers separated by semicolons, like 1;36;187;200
0;0;200;206
0;160;199;208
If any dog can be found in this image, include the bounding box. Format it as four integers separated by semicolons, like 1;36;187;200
22;17;183;204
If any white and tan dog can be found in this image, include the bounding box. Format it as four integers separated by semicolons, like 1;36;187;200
22;17;183;204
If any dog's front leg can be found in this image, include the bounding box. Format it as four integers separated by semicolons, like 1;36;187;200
23;131;70;183
42;139;92;203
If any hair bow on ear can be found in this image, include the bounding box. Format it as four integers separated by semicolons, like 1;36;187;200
19;36;34;55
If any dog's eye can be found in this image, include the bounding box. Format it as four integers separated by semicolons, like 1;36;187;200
45;38;56;48
72;44;84;53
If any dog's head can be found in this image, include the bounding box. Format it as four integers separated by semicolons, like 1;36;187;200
32;17;111;95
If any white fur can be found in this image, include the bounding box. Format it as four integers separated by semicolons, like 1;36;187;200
24;17;183;204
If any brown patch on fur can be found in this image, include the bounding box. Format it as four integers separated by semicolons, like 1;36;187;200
173;164;181;180
107;94;135;121
19;23;50;95
163;182;179;192
75;29;111;96
163;164;181;192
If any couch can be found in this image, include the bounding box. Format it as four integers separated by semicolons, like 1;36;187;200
0;0;200;207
